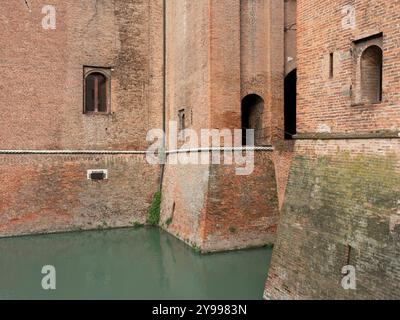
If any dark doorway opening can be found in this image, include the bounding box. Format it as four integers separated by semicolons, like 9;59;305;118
284;69;297;139
241;94;264;146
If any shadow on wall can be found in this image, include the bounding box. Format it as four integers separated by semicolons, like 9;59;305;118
284;69;297;140
241;94;265;146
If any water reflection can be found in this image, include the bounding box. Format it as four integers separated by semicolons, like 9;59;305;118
0;227;272;300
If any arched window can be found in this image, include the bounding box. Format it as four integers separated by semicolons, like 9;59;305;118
84;69;110;114
361;45;383;104
241;94;264;146
284;69;297;139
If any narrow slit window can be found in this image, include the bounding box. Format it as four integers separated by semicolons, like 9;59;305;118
178;109;186;131
329;53;334;79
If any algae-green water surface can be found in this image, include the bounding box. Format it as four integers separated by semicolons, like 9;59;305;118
0;227;272;300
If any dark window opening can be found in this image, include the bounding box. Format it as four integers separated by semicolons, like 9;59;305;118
84;71;110;114
241;94;264;146
178;109;186;131
284;69;297;139
361;45;383;104
90;172;105;180
329;52;334;79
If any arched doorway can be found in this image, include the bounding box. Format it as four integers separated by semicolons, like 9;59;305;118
241;94;264;146
284;69;297;139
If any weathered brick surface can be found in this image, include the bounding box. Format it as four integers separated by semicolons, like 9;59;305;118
265;140;400;299
296;0;400;135
160;0;284;252
160;153;280;252
159;0;211;248
0;154;159;237
0;0;163;235
273;141;295;210
1;0;163;150
3;0;399;299
202;152;279;252
265;0;400;299
160;161;209;248
284;0;297;76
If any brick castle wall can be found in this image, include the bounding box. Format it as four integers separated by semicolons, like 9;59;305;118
2;0;399;299
0;154;159;237
265;0;400;299
265;140;400;299
201;152;279;252
159;0;211;249
0;0;163;235
160;0;283;252
296;0;400;135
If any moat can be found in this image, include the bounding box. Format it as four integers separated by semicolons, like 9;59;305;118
0;227;272;300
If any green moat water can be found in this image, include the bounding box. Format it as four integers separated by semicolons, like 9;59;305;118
0;227;272;300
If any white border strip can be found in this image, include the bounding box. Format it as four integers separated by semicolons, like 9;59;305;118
165;146;274;154
0;150;148;155
0;146;274;155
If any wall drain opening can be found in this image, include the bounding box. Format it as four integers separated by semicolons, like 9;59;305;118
87;169;108;181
